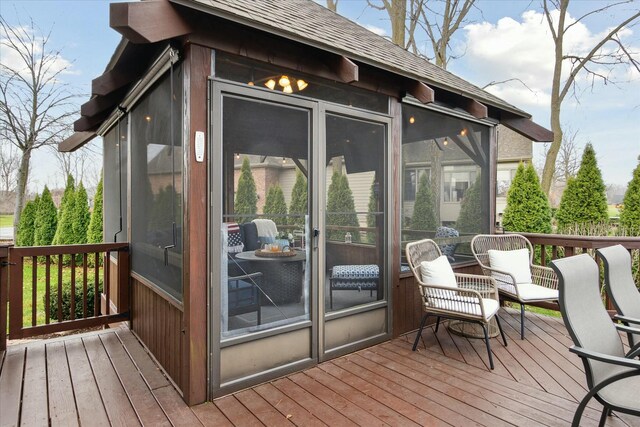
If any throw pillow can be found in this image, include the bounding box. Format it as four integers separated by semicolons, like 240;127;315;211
420;255;457;288
488;248;532;284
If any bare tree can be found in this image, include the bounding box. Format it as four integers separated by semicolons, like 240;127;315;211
555;129;581;184
51;142;101;189
0;16;77;234
367;0;409;47
326;0;339;12
540;0;640;194
416;0;475;67
0;142;19;193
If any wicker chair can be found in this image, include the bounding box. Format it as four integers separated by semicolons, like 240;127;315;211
550;254;640;427
406;239;507;370
471;234;558;339
597;245;640;349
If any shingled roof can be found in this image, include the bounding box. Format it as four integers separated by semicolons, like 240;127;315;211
177;0;530;118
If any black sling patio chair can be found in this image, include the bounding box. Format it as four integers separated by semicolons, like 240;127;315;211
550;254;640;427
597;244;640;349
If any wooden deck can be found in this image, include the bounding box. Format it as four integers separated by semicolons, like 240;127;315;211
1;308;638;427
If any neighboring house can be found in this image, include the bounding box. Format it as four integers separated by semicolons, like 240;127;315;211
61;0;551;404
496;124;534;226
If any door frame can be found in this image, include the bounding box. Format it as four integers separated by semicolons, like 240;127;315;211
208;80;393;397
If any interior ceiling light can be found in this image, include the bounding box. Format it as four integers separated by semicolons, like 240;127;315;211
460;128;468;137
409;116;415;124
247;81;255;86
278;75;291;87
443;138;449;146
260;74;309;93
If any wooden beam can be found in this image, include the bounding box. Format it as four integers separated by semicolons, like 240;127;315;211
73;111;110;132
80;87;128;117
501;116;554;142
332;55;358;83
110;1;192;44
408;81;434;104
465;98;488;119
59;132;97;153
91;68;137;96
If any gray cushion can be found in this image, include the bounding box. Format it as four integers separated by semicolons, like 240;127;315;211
241;222;260;251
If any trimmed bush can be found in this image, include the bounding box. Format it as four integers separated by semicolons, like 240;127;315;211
502;163;552;233
73;182;90;245
289;169;308;228
556;143;608;231
87;174;104;243
16;198;38;246
34;186;57;246
45;279;103;321
620;160;640;235
411;172;437;232
366;179;379;243
234;157;257;223
456;174;483;233
263;184;288;226
53;174;75;245
326;172;360;242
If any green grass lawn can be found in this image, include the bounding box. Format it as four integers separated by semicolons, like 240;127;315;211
0;214;13;228
19;261;100;327
608;204;620;218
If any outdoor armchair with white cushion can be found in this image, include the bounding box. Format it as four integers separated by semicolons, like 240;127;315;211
550;254;640;427
597;244;640;349
406;239;507;370
471;234;558;339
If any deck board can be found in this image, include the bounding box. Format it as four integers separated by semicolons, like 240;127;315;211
1;308;638;427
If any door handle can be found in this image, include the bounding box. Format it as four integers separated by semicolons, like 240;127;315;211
313;228;319;249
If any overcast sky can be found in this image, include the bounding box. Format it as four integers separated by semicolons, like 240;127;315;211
2;0;639;191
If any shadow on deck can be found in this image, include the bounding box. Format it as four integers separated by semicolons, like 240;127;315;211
1;308;637;426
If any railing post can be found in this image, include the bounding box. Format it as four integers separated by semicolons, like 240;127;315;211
117;246;130;316
8;247;23;340
0;244;11;351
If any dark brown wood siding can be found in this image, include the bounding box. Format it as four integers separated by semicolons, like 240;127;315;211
130;277;185;392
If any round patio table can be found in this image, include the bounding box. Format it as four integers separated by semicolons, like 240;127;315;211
235;250;306;305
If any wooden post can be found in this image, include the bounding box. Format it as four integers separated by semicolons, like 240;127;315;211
0;245;11;351
117;247;130;315
8;248;23;340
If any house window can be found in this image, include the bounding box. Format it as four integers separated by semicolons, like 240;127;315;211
130;65;184;301
403;168;430;202
497;167;517;197
443;168;476;202
103;117;128;244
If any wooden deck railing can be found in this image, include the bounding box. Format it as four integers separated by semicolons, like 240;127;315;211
1;243;130;346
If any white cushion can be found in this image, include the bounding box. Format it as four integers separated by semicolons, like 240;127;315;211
488;248;532;284
420;256;457;288
516;283;558;302
430;297;499;320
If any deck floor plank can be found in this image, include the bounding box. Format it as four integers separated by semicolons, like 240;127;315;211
64;338;110;427
0;347;25;427
302;367;420;427
99;332;171;427
83;334;141;427
114;328;169;391
1;309;638;427
20;344;48;427
287;371;388;427
153;385;204;427
348;351;515;427
214;395;264;427
191;402;233;427
252;382;327;427
46;341;79;427
234;388;296;427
